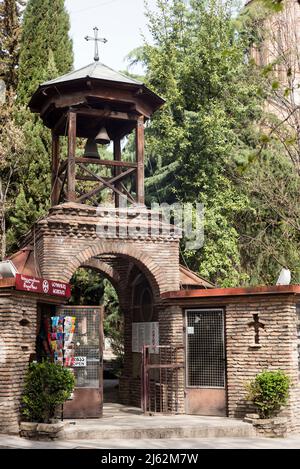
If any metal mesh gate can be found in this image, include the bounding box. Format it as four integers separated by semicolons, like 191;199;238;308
57;306;102;389
186;309;225;388
142;345;184;415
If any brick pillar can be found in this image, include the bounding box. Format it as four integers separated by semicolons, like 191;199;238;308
158;304;185;414
226;297;299;432
0;293;37;434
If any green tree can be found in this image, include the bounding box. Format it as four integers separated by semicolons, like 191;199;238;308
17;0;73;104
69;268;104;306
0;0;24;101
4;0;74;254
7;186;42;244
0;0;25;258
138;0;264;285
103;279;123;369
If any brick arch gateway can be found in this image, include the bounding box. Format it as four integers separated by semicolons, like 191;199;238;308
76;253;162;409
20;203;185;411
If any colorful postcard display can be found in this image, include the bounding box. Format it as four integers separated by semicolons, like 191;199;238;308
50;316;76;367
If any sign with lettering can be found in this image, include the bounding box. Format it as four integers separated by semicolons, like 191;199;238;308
73;356;87;367
132;322;159;353
15;274;71;298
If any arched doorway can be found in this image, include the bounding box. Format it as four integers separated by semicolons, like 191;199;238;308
59;251;158;418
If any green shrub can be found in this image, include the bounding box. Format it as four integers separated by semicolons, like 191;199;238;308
246;370;290;419
21;362;75;423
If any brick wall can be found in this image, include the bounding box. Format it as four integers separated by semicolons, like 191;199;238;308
0;292;37;433
22;203;182;411
23;203;181;295
225;296;299;430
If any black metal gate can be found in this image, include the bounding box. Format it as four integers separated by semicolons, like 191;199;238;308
141;345;184;415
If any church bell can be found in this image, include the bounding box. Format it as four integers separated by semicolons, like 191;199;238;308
95;126;110;145
83;138;100;159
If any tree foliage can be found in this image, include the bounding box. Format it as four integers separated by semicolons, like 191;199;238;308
22;361;75;423
246;370;290;419
0;0;24;100
137;0;264;285
3;0;74;253
0;0;25;258
17;0;73;104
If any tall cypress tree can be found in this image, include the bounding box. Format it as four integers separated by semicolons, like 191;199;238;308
0;0;24;101
17;0;73;104
6;0;73;252
0;1;25;259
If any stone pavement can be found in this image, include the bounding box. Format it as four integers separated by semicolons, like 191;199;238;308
61;404;255;440
1;434;300;449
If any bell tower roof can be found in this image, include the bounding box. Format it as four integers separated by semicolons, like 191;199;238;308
29;61;165;138
28;39;165;208
40;62;143;87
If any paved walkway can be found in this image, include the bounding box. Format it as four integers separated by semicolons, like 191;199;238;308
1;434;300;449
61;404;254;440
2;404;298;449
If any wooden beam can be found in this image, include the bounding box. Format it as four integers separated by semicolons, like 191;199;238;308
53;111;67;134
75;108;138;121
76;175;110;182
67;111;77;202
46;89;153;118
58;170;68;204
121;182;136;204
75;157;137;168
77;167;135;203
58;160;67;176
114;138;121;208
51;131;60;206
136;115;145;204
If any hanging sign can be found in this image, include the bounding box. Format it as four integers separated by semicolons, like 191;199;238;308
132;322;159;353
15;273;71;298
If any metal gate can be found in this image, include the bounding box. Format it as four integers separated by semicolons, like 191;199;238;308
141;345;184;415
57;305;103;419
185;308;226;416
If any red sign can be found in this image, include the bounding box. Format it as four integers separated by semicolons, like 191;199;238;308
15;274;71;298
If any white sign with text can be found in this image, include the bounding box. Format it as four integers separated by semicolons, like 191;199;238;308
73;356;87;367
132;322;159;353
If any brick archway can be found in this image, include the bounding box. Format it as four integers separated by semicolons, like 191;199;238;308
65;241;163;298
32;204;180;295
81;258;121;294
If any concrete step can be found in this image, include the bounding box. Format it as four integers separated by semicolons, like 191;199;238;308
60;415;255;440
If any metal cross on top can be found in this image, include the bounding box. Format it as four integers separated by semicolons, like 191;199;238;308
85;27;107;62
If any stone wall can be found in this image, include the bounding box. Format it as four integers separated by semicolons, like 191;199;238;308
0;291;37;434
158;305;185;414
226;295;299;431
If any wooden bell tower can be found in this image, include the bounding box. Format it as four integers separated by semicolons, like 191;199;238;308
29;50;164;208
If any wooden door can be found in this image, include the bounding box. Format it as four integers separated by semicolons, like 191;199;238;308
57;305;103;419
185;308;226;416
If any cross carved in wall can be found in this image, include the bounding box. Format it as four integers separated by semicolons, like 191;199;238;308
248;314;265;344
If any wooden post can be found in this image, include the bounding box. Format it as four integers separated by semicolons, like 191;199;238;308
51;131;60;206
114;138;121;208
67;111;77;202
136;116;145;205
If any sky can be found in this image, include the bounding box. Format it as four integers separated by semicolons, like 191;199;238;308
65;0;158;73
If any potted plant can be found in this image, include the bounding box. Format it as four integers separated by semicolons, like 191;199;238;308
245;370;291;437
20;362;75;440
